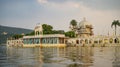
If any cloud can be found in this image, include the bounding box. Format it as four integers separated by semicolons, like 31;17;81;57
37;0;120;35
37;0;81;10
37;0;48;4
1;0;120;35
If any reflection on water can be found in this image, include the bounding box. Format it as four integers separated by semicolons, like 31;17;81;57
0;45;120;67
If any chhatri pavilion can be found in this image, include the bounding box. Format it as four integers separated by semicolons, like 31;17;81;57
69;18;94;38
7;24;68;47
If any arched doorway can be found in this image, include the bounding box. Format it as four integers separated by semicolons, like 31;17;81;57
114;38;119;43
35;31;39;35
76;40;79;44
89;39;92;44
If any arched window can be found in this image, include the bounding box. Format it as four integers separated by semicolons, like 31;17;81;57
65;40;67;44
80;39;84;44
109;38;113;43
89;39;92;44
104;39;108;44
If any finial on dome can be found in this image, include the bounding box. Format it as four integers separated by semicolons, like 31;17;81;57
37;23;40;25
83;17;86;21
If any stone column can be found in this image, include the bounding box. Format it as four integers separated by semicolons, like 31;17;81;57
98;39;99;44
102;38;104;44
88;39;89;44
57;38;59;44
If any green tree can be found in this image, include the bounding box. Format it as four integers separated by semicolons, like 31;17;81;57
111;20;120;35
65;31;75;38
25;31;35;36
42;24;53;34
12;34;23;39
52;30;64;34
25;24;64;35
70;19;77;26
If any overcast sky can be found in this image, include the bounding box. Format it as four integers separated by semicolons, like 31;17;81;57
0;0;120;35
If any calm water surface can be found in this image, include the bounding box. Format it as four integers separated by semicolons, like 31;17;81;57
0;45;120;67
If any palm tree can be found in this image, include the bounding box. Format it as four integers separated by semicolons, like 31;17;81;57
111;20;120;35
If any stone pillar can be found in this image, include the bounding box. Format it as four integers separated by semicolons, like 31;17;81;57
108;38;110;44
40;38;42;44
98;39;99;44
102;38;104;44
88;39;89;44
57;38;59;44
113;38;115;44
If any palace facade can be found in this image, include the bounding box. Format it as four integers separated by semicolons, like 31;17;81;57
69;18;93;38
7;18;120;47
68;18;120;46
7;24;68;47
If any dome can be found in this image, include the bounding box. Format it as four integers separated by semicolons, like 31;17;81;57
79;18;92;28
34;23;42;30
34;23;43;35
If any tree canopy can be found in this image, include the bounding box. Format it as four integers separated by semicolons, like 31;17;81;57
25;24;64;35
65;31;75;38
13;23;76;38
12;34;23;39
52;30;64;34
25;31;35;36
111;20;120;35
70;19;77;26
42;24;53;34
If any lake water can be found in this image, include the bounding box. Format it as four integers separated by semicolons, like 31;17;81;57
0;45;120;67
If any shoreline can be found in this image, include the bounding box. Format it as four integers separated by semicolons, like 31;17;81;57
6;43;120;48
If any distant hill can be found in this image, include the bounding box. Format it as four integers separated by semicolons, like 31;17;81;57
0;25;33;44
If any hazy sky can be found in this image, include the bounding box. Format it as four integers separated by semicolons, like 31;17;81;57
0;0;120;35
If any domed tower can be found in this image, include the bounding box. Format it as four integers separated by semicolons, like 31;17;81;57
78;18;93;38
34;23;43;36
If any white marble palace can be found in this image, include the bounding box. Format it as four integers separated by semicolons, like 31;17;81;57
7;24;68;47
68;18;120;46
7;18;120;47
69;18;94;38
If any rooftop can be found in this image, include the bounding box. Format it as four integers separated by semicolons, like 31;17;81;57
23;34;65;39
